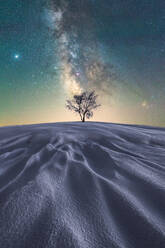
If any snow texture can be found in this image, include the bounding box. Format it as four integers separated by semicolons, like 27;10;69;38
0;122;165;248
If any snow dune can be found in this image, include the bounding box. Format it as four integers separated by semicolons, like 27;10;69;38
0;122;165;248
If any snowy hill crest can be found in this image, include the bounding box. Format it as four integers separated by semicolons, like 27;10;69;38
0;122;165;248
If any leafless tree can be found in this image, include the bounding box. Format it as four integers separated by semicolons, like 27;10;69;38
66;91;101;122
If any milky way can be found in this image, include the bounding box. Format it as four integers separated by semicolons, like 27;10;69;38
44;0;117;96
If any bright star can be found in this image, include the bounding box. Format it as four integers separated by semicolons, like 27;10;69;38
14;54;20;59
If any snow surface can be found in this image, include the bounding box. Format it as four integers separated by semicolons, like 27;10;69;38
0;122;165;248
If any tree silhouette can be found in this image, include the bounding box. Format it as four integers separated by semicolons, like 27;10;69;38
66;91;101;122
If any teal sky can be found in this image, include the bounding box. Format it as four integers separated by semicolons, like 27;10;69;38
1;0;165;126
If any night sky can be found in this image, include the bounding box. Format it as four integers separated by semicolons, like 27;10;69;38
1;0;165;126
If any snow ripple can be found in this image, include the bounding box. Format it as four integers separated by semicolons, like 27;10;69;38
0;122;165;247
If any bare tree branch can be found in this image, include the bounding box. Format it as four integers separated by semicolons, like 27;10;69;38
66;91;101;122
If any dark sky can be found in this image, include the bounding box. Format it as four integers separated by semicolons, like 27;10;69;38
1;0;165;126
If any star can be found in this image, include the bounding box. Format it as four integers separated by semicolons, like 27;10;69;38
141;100;150;109
14;54;20;60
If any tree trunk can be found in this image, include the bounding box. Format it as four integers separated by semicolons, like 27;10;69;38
82;116;85;122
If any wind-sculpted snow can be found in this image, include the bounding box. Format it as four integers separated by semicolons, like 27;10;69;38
0;122;165;248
